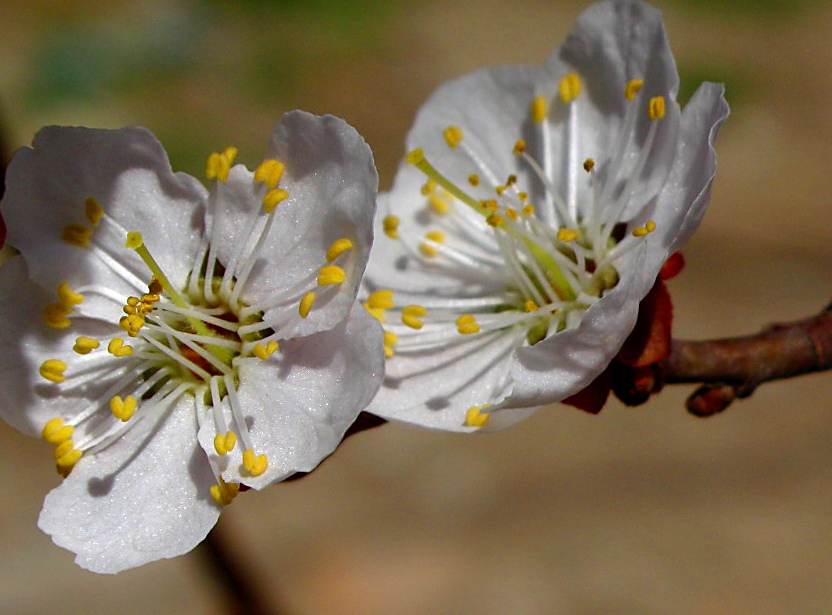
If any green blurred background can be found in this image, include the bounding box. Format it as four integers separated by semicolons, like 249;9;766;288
1;1;832;613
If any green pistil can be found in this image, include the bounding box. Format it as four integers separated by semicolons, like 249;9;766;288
126;232;238;369
406;148;489;216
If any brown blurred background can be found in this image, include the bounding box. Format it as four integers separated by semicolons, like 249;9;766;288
1;0;832;613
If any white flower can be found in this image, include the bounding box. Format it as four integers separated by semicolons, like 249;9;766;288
0;111;384;572
363;0;729;432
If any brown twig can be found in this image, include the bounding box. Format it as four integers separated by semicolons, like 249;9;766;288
662;302;832;416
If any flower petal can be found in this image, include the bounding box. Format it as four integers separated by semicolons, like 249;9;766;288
38;395;219;573
199;302;384;488
211;111;378;339
2;126;207;307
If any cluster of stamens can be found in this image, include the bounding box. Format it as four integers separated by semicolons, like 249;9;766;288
371;72;667;427
35;144;356;506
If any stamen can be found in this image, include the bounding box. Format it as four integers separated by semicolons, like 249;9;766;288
299;292;316;318
531;95;548;123
213;431;237;456
57;282;85;306
443;125;463;148
62;224;92;248
383;215;400;239
254;159;285;189
419;230;446;257
559;73;581;103
73;336;100;355
84;197;104;226
263;188;289;213
109;395;137;422
383;330;398;358
557;228;580;243
252;340;279;360
649;96;666;120
44;303;72;329
242;449;268;477
317;265;346;286
465;405;491;428
468;174;480;187
107;338;134;357
366;290;395;310
39;359;67;384
428;193;451;214
205;147;237;183
42;418;74;445
210;477;240;506
455;314;481;335
632;219;657;237
326;238;354;262
583;158;595;172
513;139;526;155
401;305;427;330
625;79;644;101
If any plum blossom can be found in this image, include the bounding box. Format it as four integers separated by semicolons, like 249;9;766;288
363;0;729;431
0;111;383;572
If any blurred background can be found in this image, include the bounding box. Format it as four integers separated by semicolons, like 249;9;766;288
1;0;832;613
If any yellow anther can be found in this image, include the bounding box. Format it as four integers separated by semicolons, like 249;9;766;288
468;174;480;187
522;204;535;216
120;313;145;337
383;330;398;358
84;197;104;226
496;185;507;197
299;291;316;318
210;477;240;506
506;174;517;186
625;79;644;101
263;188;289;213
242;449;268;477
518;192;528;202
443;125;464;148
125;231;143;249
401;305;427;330
406;148;425;166
465;406;491;428
531;95;548;123
419;230;445;257
39;359;67;384
513;139;527;155
72;336;100;355
253;340;279;360
421;179;436;195
486;213;506;228
364;304;386;323
649;96;666;120
317;265;346;286
484;199;498;212
428;193;450;214
505;208;519;221
455;314;481;335
383;215;400;239
367;289;395;310
108;338;134;357
55;446;82;471
559;73;581;103
557;228;580;243
255;157;286;188
326;238;354;262
42;418;74;445
222;146;238;164
62;223;92;248
109;395;137;422
44;302;72;329
632;219;657;237
53;439;75;461
205;149;234;183
148;278;163;295
583;158;595;172
56;282;84;306
523;300;539;312
213;431;237;456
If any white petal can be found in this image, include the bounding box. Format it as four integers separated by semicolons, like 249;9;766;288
212;111;377;339
199;302;384;488
3;126;207;302
38;396;219;574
